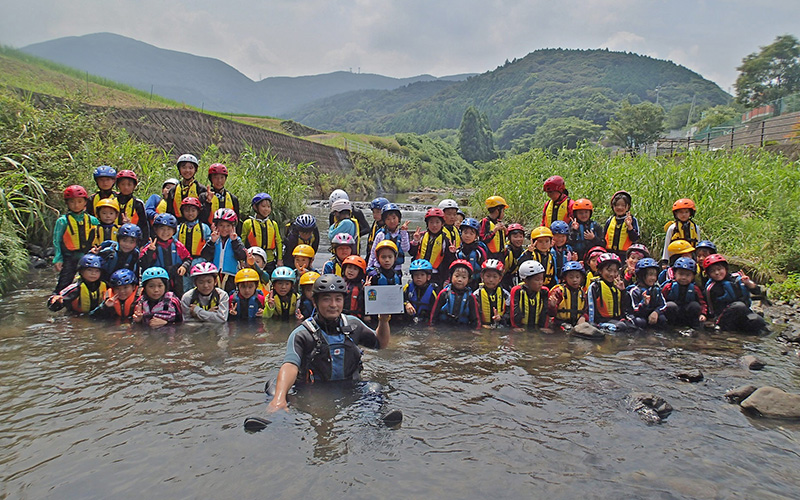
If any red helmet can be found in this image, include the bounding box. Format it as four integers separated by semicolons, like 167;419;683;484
573;198;593;211
213;208;238;224
425;207;445;221
702;253;728;269
672;198;696;215
116;170;139;184
543;175;566;193
180;197;203;210
585;246;607;262
64;185;88;200
596;252;622;269
449;259;473;273
208;163;228;177
506;223;525;234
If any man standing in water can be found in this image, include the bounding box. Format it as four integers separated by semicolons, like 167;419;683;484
265;274;393;414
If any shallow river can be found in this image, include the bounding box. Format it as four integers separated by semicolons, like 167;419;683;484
2;205;800;499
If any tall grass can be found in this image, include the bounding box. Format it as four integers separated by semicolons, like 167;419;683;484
472;145;800;281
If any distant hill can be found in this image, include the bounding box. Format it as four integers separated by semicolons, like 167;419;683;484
20;33;472;115
285;48;732;149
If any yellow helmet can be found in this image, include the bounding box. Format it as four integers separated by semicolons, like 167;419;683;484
292;244;315;259
530;226;554;241
299;271;321;286
235;268;260;284
374;239;398;255
96;198;120;212
485;195;508;210
667;240;695;256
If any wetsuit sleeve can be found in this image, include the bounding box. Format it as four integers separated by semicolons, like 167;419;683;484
52;215;68;264
629;286;646;315
164;186;177;216
478;218;493;246
283;328;312;367
590;221;604;249
628;216;640;243
429;289;447;325
144;194;161;223
469;293;481;328
264;291;276;318
175;240;193;272
139;245;157;268
349;316;381;349
661;281;673;302
621;287;633;315
509;287;522;328
312;227;320;253
135;200;150;241
547;286;564;318
653;286;667;313
200;240;216;262
231;237;247;261
539;288;550;328
697;286;708;316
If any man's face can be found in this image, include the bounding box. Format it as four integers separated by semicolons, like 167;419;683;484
314;292;344;320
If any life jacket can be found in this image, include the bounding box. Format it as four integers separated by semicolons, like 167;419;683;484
405;282;436;319
438;285;473;325
543;195;570;226
298;296;315;319
245;217;279;253
373;269;400;286
172;181;201;215
443;224;461;248
591;279;624;320
553;284;586;324
551;245;573;279
458;242;487;285
105;247;139;275
665;281;699;305
344;282;363;318
96;223;118;244
90;191;116;215
367;221;384;256
70;280;107;313
706;275;748;314
584;270;598;292
418;231;447;270
213;237;241;275
669;220;699;246
272;292;298;320
231;290;265;320
105;287;139;318
155;240;181;269
533;249;557;288
139;292;181;323
156;198;168;215
117;195;140;226
177;221;207;257
324;258;344;277
377;228;405;266
482;217;506;255
62;212;97;253
207;189;236;225
605;216;632;252
477;286;505;324
511;285;547;328
350;217;362;254
300;315;363;383
189;288;221;311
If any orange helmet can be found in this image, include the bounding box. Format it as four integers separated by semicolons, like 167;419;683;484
342;255;367;273
672;198;696;215
573;198;593;212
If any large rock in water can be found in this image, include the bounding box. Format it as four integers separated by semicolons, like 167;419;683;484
740;387;800;419
628;392;673;424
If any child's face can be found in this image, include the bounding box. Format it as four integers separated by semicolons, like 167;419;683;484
707;263;727;282
575;209;591;222
383;213;400;231
343;264;361;280
674;268;695;286
237;281;257;299
96;177;115;191
443;208;458;225
587;256;599;272
294;256;311;270
696;249;711;262
674;208;692;222
481;269;502;289
118;236;138;253
509;231;524;247
216;220;234;237
178;162;196;180
162;183;176;197
491;207;505;221
255;200;272;218
553;234;567;247
534;236;552;252
98;207;118;224
642;268;658;287
194;275;216;296
613;199;630;216
273;280;293;296
626;251;644;270
209;173;226;190
525;273;544;292
181;206;199;222
301;284;314;299
600;264;620;282
155;225;175;241
546;190;561;201
335;245;352;260
411;270;430;286
67;197;87;213
461;227;477;244
252;254;266;268
145;279;166;300
299;229;313;241
114;284;136;301
564;270;583;289
427;217;443;233
117;178;135;195
80;268;102;282
456;214;465;225
377;249;396;270
372;208;383;221
450;267;470;290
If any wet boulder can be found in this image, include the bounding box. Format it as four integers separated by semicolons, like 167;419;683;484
628;392;673;424
740;387;800;419
724;385;758;404
571;322;605;340
673;369;704;383
739;355;766;370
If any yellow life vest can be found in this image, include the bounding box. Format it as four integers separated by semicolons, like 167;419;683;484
367;221;383;255
553;284;586;324
172;181;200;215
605;216;631;252
592;279;623;319
273;292;298;319
418;231;446;269
584;270;598;293
95;224;119;244
190;288;221;310
483;218;506;254
444;225;461;249
533;249;557;288
118;197;139;225
669;220;699;245
91;193;116;215
478;287;505;324
178;222;206;257
207;190;235;225
350;217;361;254
72;280;107;313
244;218;279;254
63;213;97;253
543;196;570;226
156;199;168;214
517;287;545;327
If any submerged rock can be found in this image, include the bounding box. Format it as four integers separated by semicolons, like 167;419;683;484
628;392;673;424
572;322;605;340
724;385;758;404
739;355;766;370
674;369;704;383
740;387;800;419
777;329;800;343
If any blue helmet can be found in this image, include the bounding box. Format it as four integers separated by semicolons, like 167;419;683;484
153;213;178;229
381;203;402;219
370;197;390;210
409;259;434;273
271;266;296;282
695;240;717;253
141;266;169;284
251;193;272;206
460;217;481;233
550;220;570;235
78;254;104;270
110;268;137;287
561;260;585;276
93;165;117;179
117;223;142;241
672;257;697;273
635;257;660;275
294;214;316;229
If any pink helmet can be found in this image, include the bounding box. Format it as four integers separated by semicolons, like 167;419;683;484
191;261;219;277
331;233;356;248
596;252;622;269
213;208;238;224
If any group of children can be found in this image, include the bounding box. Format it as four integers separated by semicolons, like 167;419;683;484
47;162;767;335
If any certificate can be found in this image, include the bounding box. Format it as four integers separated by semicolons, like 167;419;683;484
363;285;404;315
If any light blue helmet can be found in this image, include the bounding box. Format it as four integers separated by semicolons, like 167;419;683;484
142;266;169;284
409;259;433;273
271;266;296;282
561;260;585;276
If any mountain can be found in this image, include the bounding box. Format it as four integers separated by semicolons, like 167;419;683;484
20;33;473;115
285;48;732;149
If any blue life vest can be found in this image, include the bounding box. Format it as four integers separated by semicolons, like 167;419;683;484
231;291;264;320
666;281;699;304
406;282;436;319
213;237;240;275
374;268;401;286
298;296;315;319
458;242;487;284
550;244;573;278
378;228;405;266
156;241;180;268
438;285;472;324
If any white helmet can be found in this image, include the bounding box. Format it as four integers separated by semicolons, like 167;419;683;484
438;199;459;210
331;199;352;213
177;154;199;167
518;260;545;279
247;246;268;263
329;189;349;204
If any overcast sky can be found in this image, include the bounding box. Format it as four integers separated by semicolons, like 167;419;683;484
1;0;798;91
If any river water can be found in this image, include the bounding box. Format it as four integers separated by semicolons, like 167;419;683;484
2;205;800;499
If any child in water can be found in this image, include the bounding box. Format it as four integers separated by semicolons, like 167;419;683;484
140;213;192;297
479;196;508;261
324;233;356;276
53;185;99;293
241;193;282;275
523;226;558;289
661;257;707;328
265;267;298;321
430;260;481;327
295;271;320;320
365;197;389;259
548;261;588;330
583;246;606;290
175;197;211;293
474;259;509;327
628;258;667;329
201;208;247;293
132;267;183;328
586;253;633;331
90;268;140;320
48;254;107;315
96;223;141;280
341;255;367;319
229;269;266;322
550;220;576;280
94;198;121;243
114;169;149;241
703;254;766;334
569;198;604;261
367;240;402;286
181;262;229;323
453;218;488;291
403;259;439;324
502;223;527;292
622;243;650;287
509;260;549;329
369;203;410;280
411;208;454;288
87;165;116;217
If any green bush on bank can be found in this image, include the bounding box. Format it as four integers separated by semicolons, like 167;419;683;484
472;145;800;281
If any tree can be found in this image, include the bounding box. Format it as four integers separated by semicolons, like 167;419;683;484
735;34;800;107
606;100;665;153
693;105;742;131
457;106;495;163
532;117;601;153
664;103;696;130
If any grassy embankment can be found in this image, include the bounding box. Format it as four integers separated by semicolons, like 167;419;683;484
472;146;800;295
